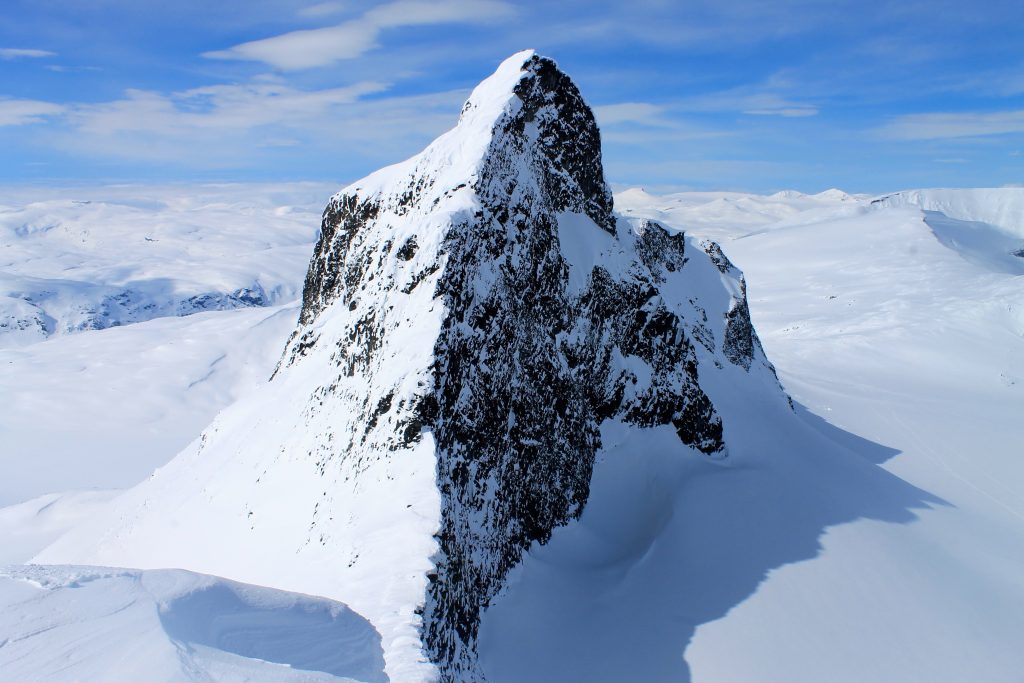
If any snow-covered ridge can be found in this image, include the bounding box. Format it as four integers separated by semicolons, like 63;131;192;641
873;187;1024;237
871;188;1024;275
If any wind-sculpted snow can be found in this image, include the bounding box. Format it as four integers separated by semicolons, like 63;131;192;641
872;188;1024;275
0;565;386;683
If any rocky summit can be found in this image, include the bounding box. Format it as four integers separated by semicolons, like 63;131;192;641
284;50;778;679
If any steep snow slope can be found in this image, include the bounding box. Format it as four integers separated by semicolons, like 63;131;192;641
39;51;803;682
0;183;326;347
0;303;298;507
0;565;386;683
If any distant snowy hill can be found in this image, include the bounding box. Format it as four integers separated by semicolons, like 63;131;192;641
0;183;327;347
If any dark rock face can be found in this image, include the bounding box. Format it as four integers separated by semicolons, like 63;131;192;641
286;54;741;681
700;239;759;371
507;55;616;234
723;288;756;370
299;195;381;327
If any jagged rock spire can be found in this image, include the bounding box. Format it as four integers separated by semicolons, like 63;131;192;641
283;51;731;679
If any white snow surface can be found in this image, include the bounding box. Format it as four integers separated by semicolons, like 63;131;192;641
0;303;299;507
0;564;387;682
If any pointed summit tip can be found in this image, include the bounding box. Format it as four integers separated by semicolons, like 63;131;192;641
458;49;542;125
458;49;616;233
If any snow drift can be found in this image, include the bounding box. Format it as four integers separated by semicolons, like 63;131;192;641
0;565;385;682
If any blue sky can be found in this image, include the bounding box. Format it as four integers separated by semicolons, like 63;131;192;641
1;0;1023;193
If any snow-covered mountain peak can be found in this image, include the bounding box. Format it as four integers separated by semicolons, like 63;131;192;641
457;49;538;128
40;53;787;682
321;50;613;254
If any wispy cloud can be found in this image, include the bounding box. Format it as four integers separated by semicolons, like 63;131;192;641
591;101;733;147
877;110;1024;140
45;65;102;73
69;81;389;135
744;105;818;118
39;79;467;169
298;2;351;19
681;87;819;118
0;98;64;126
204;0;515;70
593;103;672;127
0;48;56;60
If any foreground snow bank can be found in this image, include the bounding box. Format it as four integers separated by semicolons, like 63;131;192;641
0;565;387;683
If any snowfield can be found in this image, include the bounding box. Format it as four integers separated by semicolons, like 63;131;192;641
0;303;300;508
2;171;1023;683
0;182;329;347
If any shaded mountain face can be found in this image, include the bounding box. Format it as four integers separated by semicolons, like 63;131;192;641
284;51;770;679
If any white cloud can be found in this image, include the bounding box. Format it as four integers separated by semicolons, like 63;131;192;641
745;106;818;117
0;48;56;60
877;110;1024;140
298;2;350;18
682;89;819;117
593;103;669;127
45;65;102;73
69;81;389;136
204;23;378;70
50;79;467;167
205;0;515;70
0;98;64;126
